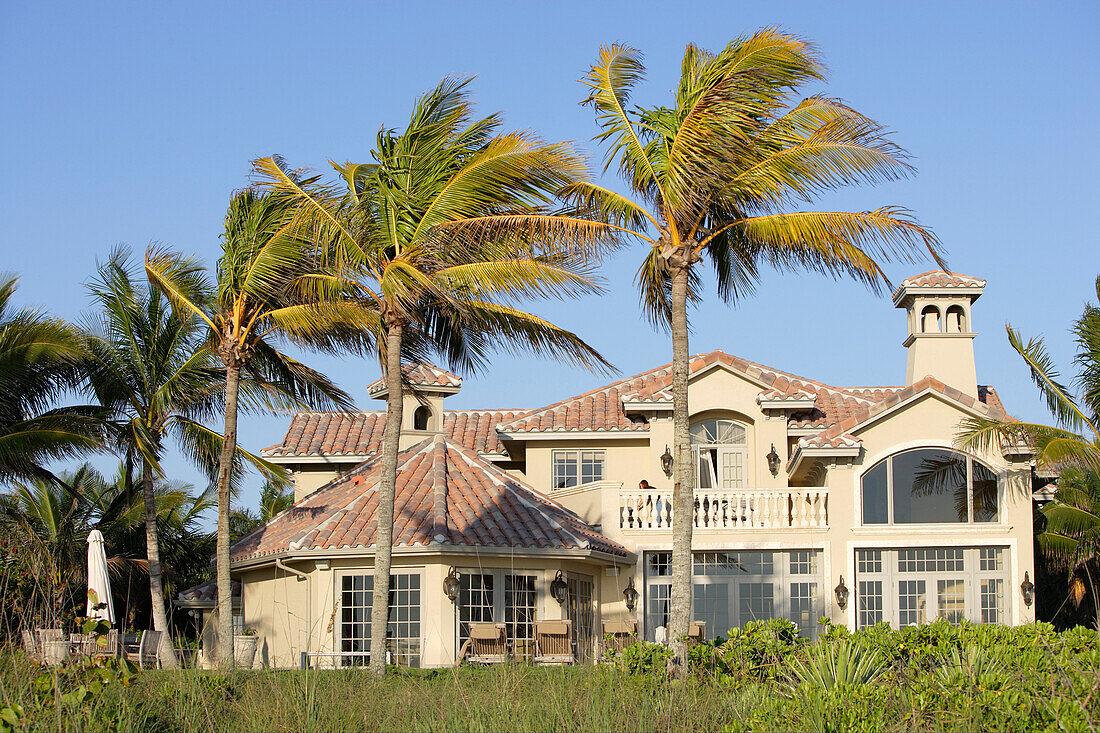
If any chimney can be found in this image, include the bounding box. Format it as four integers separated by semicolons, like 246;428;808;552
892;271;986;399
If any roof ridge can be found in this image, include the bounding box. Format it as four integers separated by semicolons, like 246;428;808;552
431;435;448;544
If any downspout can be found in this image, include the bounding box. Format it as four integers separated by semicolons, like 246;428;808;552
275;558;311;663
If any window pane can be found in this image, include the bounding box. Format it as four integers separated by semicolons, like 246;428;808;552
857;549;882;574
862;461;888;524
506;575;538;659
981;579;1004;623
646;583;671;642
694;583;730;639
738;582;773;625
458;573;494;649
552;451;577;489
937;579;965;623
898;580;927;626
789;582;818;639
858;581;883;629
341;573;419;667
972;460;999;522
580;451;605;484
892;449;968;523
648;552;672;577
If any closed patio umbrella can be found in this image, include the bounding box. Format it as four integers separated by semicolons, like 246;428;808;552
86;528;115;625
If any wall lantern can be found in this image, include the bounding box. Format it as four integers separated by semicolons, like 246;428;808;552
834;575;850;611
766;444;781;476
622;576;639;613
550;570;569;605
1020;571;1035;607
443;567;461;603
660;445;674;478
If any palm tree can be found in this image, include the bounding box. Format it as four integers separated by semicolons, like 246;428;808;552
574;30;943;672
83;246;277;665
229;480;294;541
960;276;1100;622
254;77;613;674
145;189;364;666
0;275;102;484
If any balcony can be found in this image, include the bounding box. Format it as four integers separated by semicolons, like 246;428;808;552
618;486;828;531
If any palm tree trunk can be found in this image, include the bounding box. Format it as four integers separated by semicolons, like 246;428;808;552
370;320;403;676
215;362;241;666
142;455;179;668
668;261;693;677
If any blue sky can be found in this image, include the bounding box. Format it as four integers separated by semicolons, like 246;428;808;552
2;2;1097;515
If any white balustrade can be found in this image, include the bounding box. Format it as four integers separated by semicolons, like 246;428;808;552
618;487;828;530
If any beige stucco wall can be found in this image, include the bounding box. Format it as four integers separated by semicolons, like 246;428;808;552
236;551;616;669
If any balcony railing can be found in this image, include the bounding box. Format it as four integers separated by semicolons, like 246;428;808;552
618;487;828;530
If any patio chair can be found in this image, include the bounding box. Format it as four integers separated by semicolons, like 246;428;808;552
21;630;41;664
462;623;509;665
601;619;637;657
687;620;706;645
94;629;120;659
69;633;96;657
124;630;163;669
533;620;574;665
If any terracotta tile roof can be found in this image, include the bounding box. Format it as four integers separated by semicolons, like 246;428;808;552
366;362;462;397
809;376;1010;445
891;270;986;302
177;579;240;605
232;436;629;563
262;408;528;458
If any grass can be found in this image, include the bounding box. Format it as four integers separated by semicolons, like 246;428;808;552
3;620;1100;732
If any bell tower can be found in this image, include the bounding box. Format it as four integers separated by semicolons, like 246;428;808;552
892;271;986;399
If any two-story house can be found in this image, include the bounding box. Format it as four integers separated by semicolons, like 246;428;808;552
178;271;1037;668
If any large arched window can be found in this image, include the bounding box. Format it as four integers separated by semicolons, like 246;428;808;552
690;418;748;489
862;448;998;525
413;405;431;431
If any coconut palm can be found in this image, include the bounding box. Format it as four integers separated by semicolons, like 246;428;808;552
83;247;282;665
574;30;943;672
145;189;365;665
0;275;102;484
229;480;294;541
959;277;1100;473
253;77;613;674
959;276;1100;623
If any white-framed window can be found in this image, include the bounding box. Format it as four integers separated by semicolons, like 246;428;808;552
854;546;1010;629
339;571;422;667
552;450;605;489
861;448;999;525
644;549;824;641
456;570;539;659
690;419;749;489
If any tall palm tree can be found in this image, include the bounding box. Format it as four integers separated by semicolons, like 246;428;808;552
254;77;613;675
0;275;102;484
83;247;278;665
574;30;943;672
146;189;365;666
960;275;1100;621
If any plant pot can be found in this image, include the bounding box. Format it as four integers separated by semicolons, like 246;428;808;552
42;639;69;666
233;635;258;669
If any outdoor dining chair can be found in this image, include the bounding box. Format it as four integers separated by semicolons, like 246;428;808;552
462;622;510;665
601;619;637;657
533;620;574;665
21;630;41;664
687;620;706;644
124;630;162;669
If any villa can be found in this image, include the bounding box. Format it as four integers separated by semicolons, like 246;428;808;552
179;271;1038;668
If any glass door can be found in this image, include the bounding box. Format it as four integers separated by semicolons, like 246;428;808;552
567;574;595;662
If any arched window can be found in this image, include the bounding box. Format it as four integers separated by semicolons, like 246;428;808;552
690;418;747;489
861;448;998;525
413;406;431;431
945;305;966;333
920;305;941;333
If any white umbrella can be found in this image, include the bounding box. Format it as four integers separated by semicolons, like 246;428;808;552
86;529;116;625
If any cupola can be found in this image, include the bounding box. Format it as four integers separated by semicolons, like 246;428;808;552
367;363;462;446
892;271;986;399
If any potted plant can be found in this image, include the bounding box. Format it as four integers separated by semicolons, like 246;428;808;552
233;627;259;669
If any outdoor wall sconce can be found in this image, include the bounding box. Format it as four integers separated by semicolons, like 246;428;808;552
660;445;674;478
1020;571;1035;607
622;576;639;613
550;570;569;605
834;575;850;611
443;567;461;603
766;444;781;476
